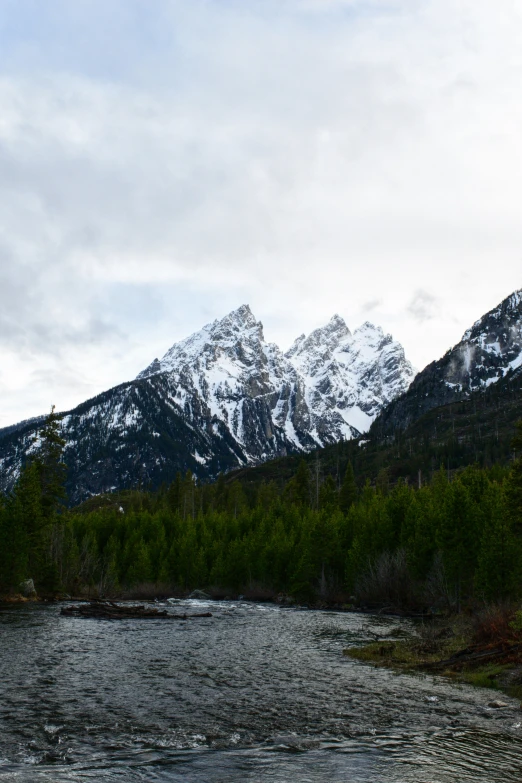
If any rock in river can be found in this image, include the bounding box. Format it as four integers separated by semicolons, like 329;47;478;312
19;579;36;597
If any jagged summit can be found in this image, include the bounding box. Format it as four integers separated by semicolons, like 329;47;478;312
286;314;350;360
226;303;259;327
135;306;415;455
462;289;522;343
285;316;414;440
354;321;383;336
207;303;263;344
457;289;522;381
137;305;265;381
0;305;415;503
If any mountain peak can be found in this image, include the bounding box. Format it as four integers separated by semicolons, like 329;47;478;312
214;304;261;334
353;322;387;344
328;313;347;329
135;305;413;450
325;313;349;334
222;303;257;327
1;303;416;502
286;314;350;359
462;288;522;343
136;305;264;380
354;321;382;334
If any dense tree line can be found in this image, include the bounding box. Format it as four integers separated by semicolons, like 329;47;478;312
1;413;522;609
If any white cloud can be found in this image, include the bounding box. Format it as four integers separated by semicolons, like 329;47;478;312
407;290;438;323
1;0;522;425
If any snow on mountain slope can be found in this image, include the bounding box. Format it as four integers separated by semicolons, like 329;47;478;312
373;288;522;435
137;305;308;460
0;304;415;503
286;316;415;444
0;375;249;503
137;305;415;457
452;289;522;389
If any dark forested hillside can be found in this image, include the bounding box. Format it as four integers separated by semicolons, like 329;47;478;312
1;407;522;611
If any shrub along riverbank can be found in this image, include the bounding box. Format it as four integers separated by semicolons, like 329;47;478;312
345;604;522;700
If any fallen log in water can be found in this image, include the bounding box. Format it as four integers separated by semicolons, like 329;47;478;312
419;641;522;671
60;601;212;620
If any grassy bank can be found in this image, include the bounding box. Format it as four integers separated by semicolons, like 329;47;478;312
344;607;522;700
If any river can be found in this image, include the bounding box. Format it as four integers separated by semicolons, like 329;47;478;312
1;599;521;782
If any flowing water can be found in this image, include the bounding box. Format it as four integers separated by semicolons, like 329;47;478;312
1;599;522;782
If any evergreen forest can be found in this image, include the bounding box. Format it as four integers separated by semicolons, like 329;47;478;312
2;408;522;610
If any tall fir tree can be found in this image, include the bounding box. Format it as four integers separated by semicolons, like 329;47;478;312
285;459;311;509
506;421;522;535
35;405;67;522
339;462;358;514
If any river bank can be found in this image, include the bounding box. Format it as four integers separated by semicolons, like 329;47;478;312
0;587;430;616
344;610;522;702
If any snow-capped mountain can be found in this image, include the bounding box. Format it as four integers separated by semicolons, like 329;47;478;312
373;288;522;435
455;290;522;385
286;316;415;442
137;304;415;456
136;304;312;464
0;304;414;502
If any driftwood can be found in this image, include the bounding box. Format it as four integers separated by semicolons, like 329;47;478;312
420;642;522;671
60;601;212;620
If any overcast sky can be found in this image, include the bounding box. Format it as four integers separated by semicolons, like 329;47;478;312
1;0;522;427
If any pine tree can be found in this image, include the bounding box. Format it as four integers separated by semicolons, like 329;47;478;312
339;462;358;514
506;422;522;535
256;481;279;512
476;482;519;600
0;494;29;591
285;459;311;509
182;470;196;520
167;473;182;515
318;475;337;513
227;481;247;518
35;405;67;522
125;538;152;586
11;461;45;585
437;478;476;611
1;406;69;593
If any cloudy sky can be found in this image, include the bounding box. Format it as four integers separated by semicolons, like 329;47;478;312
1;0;522;427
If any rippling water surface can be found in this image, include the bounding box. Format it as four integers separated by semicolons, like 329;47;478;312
1;599;522;782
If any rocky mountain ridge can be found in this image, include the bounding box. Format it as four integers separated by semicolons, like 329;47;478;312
0;305;414;502
136;304;415;457
372;289;522;436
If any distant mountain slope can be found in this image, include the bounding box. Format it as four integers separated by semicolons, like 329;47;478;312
226;363;522;495
0;305;414;503
372;289;522;437
0;415;45;441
